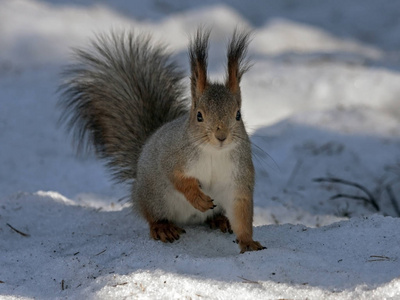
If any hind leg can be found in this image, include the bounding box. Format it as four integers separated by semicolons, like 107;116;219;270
206;214;233;234
135;177;185;243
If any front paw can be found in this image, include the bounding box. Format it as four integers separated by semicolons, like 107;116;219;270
238;240;266;254
191;191;215;212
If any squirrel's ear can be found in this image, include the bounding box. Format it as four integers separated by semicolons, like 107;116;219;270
226;29;251;94
189;28;210;103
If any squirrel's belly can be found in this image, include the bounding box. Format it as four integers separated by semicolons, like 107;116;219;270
164;147;236;224
164;189;213;224
164;184;232;225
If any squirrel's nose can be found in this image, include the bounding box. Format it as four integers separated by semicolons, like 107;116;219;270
215;126;227;142
217;135;227;142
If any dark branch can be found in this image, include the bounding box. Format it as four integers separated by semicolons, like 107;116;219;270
329;194;374;204
386;185;400;217
313;177;380;211
7;223;30;237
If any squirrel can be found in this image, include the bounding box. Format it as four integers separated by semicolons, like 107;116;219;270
59;28;266;253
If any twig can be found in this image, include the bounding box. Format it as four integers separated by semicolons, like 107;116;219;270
368;255;391;262
238;276;260;284
112;282;128;287
94;249;107;256
386;185;400;217
287;159;303;186
6;223;30;237
314;177;380;211
329;194;372;203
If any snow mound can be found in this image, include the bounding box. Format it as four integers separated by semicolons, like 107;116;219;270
1;192;400;299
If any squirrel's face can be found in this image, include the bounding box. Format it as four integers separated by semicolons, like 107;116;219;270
189;84;246;150
188;28;251;151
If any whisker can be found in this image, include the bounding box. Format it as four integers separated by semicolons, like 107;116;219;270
232;132;280;173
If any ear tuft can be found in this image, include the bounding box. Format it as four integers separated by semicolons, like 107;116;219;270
226;29;251;94
189;28;211;102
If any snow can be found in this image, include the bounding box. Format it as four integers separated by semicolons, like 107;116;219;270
1;0;400;299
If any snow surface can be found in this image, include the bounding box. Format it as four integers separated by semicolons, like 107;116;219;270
1;0;400;299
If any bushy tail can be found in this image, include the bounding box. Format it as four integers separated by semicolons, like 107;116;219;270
59;31;188;182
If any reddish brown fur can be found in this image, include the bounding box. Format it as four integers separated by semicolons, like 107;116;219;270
232;196;265;253
172;170;215;212
141;207;185;243
227;60;239;94
194;61;208;96
232;198;253;242
149;220;186;243
207;214;232;233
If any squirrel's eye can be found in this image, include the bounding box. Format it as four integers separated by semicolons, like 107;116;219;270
236;110;241;121
197;111;204;122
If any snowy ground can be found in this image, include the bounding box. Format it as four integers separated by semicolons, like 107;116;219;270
1;1;400;299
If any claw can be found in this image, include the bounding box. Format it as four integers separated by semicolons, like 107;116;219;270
150;221;186;243
206;214;232;234
238;240;266;253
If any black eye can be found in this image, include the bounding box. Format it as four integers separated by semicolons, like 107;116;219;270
197;111;204;122
236;110;241;121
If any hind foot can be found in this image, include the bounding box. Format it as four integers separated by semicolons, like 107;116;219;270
206;214;233;234
149;220;186;243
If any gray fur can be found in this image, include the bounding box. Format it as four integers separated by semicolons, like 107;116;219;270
59;29;263;252
59;31;188;182
134;28;255;225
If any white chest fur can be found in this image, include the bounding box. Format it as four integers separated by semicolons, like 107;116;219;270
164;146;237;224
186;147;236;207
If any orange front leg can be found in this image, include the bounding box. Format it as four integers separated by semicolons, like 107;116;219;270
172;170;215;212
231;197;266;253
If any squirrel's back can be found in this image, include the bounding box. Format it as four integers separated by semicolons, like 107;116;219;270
59;32;188;182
